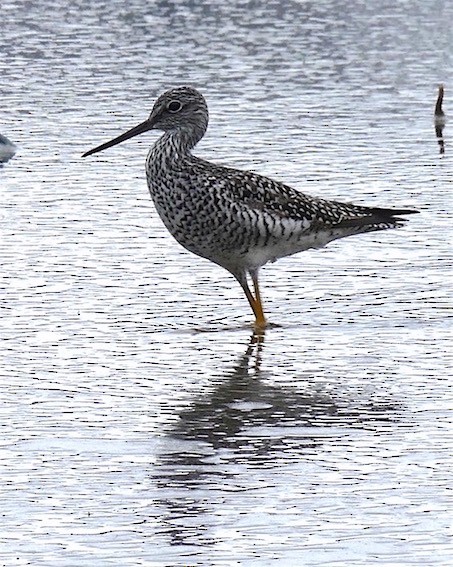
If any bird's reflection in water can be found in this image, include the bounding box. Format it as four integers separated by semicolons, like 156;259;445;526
434;84;446;155
169;329;400;453
170;330;338;453
151;330;402;548
435;122;445;155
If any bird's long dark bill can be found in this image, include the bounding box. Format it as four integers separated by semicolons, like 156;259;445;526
82;119;152;157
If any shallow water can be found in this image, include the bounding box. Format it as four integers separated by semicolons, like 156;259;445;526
1;1;452;565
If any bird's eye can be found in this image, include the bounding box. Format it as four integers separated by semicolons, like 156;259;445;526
167;100;182;113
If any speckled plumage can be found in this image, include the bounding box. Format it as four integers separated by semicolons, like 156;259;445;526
83;86;418;327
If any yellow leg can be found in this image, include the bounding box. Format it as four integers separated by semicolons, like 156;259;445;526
236;270;267;328
250;270;266;329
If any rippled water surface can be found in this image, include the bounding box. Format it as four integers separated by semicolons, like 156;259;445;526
1;1;452;565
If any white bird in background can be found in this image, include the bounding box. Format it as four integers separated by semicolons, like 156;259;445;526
0;133;16;163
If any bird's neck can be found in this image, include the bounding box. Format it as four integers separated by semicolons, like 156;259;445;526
149;126;206;167
435;87;444;116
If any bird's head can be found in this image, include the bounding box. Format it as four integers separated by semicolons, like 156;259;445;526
82;86;208;158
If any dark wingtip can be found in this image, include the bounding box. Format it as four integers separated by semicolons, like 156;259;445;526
389;209;419;216
340;207;420;230
378;208;419;225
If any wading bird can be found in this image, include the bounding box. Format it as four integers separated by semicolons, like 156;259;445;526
83;87;418;328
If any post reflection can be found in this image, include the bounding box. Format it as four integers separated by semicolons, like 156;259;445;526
434;84;446;155
435;123;445;155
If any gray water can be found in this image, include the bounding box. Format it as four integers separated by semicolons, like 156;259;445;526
1;1;452;565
